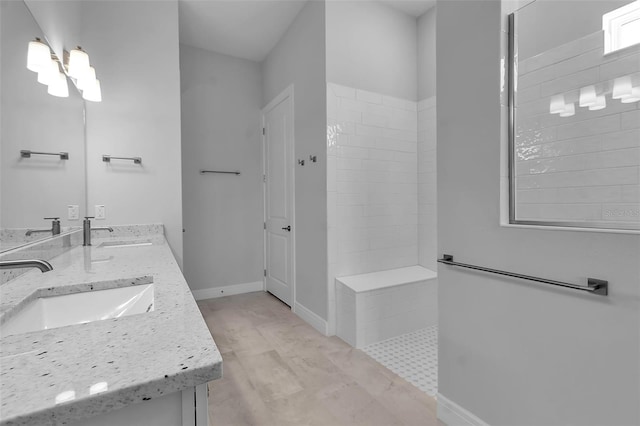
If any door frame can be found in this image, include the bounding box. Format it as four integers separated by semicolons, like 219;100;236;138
261;85;296;308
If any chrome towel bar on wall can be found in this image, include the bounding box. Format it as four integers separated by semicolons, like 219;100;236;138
437;254;608;296
102;155;142;164
21;150;68;160
199;170;241;175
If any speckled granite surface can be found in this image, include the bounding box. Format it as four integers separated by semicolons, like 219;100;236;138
0;228;222;425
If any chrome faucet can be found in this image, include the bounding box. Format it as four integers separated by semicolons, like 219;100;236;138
83;217;114;246
0;259;53;272
25;217;61;237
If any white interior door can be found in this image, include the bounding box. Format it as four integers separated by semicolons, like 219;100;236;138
262;88;294;306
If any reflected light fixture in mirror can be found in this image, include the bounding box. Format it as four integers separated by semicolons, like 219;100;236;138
589;95;607;111
26;37;49;72
549;94;566;113
26;37;69;97
48;68;69;97
559;102;575;117
578;85;597;107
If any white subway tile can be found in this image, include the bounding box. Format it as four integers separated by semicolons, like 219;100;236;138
621;110;640;130
556;114;620;140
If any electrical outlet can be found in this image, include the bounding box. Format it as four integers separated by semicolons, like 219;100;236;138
68;205;79;220
95;205;106;220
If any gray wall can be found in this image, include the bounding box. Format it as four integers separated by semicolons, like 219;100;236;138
26;0;184;265
30;1;184;265
437;1;640;425
1;1;85;230
262;0;328;319
180;45;263;292
417;7;436;100
326;1;417;101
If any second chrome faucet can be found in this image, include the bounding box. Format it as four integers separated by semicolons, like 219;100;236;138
83;217;114;246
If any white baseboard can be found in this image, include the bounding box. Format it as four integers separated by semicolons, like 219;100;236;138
191;281;263;301
437;393;490;426
293;301;328;336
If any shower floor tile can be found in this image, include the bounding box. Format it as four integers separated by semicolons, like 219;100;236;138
362;326;438;396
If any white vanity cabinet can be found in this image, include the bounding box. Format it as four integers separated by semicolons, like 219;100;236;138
69;384;209;426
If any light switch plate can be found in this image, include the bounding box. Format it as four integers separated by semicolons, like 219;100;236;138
95;205;106;220
68;205;79;220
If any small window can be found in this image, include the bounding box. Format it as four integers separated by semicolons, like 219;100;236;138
603;0;640;54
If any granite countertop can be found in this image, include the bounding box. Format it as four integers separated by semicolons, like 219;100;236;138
0;231;222;425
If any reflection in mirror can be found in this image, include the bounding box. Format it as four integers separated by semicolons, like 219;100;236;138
0;0;86;252
510;0;640;230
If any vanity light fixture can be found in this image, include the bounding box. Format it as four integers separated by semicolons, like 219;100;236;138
559;102;575;117
26;38;50;72
612;76;633;99
48;70;69;98
77;66;96;91
620;87;640;103
65;47;102;102
578;85;597;107
36;58;58;86
589;95;607;111
82;79;102;102
67;46;90;80
549;94;566;114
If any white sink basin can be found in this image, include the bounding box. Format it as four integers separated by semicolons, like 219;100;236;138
0;284;154;337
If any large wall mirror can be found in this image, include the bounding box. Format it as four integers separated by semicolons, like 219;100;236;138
509;0;640;231
0;0;86;251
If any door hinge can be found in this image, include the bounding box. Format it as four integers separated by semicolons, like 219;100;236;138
264;269;267;277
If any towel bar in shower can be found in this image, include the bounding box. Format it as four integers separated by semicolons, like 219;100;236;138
437;254;608;296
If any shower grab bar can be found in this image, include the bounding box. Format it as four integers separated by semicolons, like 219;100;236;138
21;150;68;160
199;170;241;175
437;254;608;296
102;155;142;164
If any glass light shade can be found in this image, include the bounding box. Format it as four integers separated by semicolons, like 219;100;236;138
620;86;640;103
612;76;633;99
27;39;50;72
559;102;575;117
77;66;96;91
579;85;597;107
589;95;607;111
47;71;69;97
83;79;102;102
37;59;57;85
68;48;90;80
549;94;566;114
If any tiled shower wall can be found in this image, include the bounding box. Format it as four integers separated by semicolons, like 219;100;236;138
418;97;437;270
515;31;640;226
327;83;439;331
327;83;418;281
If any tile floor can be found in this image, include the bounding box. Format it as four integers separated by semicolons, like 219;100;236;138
197;291;442;426
363;326;438;396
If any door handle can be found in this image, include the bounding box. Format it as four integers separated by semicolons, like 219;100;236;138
282;226;291;232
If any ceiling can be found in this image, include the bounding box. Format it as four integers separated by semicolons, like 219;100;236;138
178;0;308;62
178;0;436;62
378;0;436;17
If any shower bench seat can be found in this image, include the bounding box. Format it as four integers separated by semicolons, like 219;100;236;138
335;265;437;349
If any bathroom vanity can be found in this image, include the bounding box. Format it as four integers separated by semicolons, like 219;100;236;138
0;226;221;426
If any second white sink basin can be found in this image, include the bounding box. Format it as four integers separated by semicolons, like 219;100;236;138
0;284;155;337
